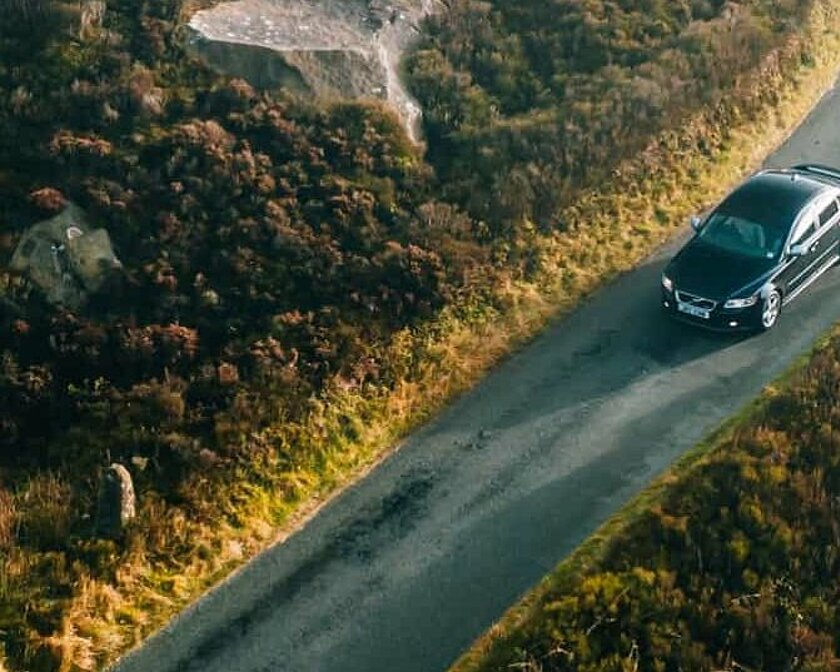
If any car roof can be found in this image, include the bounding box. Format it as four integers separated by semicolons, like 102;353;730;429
717;169;831;230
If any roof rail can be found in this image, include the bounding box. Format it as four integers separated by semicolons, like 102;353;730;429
792;164;840;181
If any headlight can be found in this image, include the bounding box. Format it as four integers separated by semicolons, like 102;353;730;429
661;274;673;292
724;295;758;309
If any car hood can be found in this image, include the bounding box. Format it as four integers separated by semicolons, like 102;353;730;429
666;239;776;300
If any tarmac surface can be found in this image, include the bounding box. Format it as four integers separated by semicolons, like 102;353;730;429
112;77;840;672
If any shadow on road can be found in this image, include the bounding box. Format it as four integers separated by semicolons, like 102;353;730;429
422;255;749;442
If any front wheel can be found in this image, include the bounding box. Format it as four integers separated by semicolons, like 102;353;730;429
758;289;781;331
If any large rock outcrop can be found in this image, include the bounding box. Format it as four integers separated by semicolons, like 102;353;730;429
188;0;439;141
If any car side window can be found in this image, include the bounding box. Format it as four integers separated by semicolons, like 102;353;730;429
791;212;817;245
818;198;839;226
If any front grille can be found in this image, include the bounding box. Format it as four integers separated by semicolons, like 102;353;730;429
675;289;717;311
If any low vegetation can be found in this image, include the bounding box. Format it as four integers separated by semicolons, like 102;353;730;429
0;0;838;669
407;0;812;230
451;331;840;672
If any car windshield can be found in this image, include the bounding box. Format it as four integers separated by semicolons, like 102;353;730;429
697;210;786;260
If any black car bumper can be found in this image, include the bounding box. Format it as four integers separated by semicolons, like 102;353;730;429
661;289;761;331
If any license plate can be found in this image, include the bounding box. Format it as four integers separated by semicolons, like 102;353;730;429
677;302;710;319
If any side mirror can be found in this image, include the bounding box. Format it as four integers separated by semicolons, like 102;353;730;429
690;215;703;231
789;243;807;257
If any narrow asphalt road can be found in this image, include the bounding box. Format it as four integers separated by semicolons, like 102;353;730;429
113;79;840;672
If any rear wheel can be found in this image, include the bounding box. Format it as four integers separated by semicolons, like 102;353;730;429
759;289;781;331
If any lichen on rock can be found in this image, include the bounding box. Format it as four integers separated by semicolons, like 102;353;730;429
9;202;122;310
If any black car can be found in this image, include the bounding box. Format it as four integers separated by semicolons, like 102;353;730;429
661;164;840;331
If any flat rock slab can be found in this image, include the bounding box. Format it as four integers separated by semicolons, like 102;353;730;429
191;0;374;51
189;0;437;140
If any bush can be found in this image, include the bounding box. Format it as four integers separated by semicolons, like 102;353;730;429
407;0;809;230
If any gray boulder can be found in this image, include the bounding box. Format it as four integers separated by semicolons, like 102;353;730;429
9;203;122;309
95;463;136;539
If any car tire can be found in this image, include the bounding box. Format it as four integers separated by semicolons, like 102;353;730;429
758;288;782;331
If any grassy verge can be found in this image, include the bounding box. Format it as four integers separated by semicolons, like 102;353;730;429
447;318;840;672
4;1;840;670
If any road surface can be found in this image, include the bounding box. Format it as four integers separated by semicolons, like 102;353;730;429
112;78;840;672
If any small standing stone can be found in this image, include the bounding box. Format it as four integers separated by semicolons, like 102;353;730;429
95;464;136;539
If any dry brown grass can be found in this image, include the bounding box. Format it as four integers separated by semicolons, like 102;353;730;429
17;473;73;552
0;487;17;551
